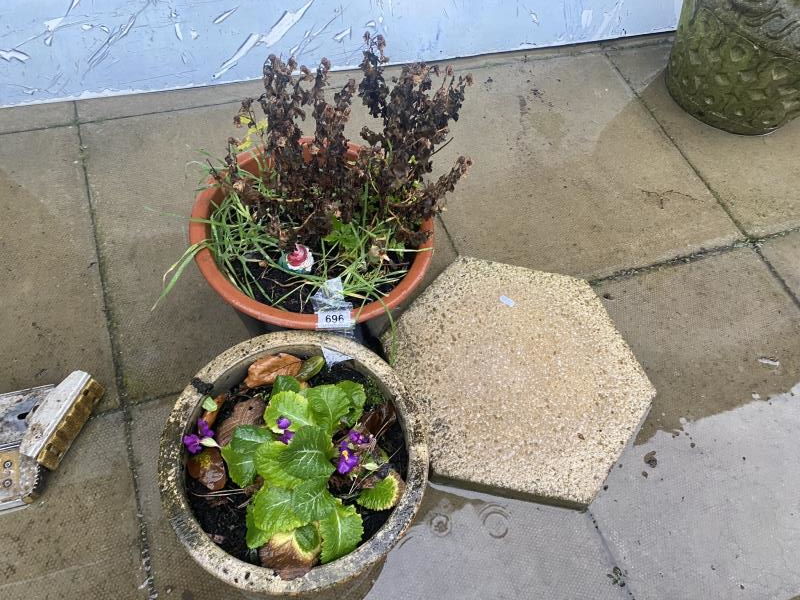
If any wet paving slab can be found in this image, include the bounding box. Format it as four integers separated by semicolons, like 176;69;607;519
431;51;741;279
591;382;800;600
595;248;800;444
79;105;251;403
364;482;628;600
761;231;800;300
592;247;800;599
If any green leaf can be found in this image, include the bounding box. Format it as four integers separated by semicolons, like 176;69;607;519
250;486;307;539
323;218;360;253
279;426;336;479
292;477;337;521
245;503;272;549
294;523;321;554
356;472;404;511
319;501;364;563
337;381;367;427
254;441;304;489
272;375;301;395
219;425;273;487
306;385;350;433
201;396;218;411
264;391;315;433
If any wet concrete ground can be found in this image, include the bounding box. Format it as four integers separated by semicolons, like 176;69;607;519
2;34;800;599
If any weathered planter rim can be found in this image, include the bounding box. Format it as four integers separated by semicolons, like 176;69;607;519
158;331;429;596
188;138;435;329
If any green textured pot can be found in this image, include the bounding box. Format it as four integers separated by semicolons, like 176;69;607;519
667;0;800;135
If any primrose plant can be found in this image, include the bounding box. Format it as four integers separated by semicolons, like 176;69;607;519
193;373;405;571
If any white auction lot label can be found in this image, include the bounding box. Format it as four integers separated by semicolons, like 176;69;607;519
316;309;354;330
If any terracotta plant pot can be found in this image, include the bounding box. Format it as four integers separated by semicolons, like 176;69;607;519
158;331;428;597
189;137;435;329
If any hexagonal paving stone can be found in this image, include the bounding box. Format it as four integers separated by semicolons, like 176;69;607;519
384;257;655;507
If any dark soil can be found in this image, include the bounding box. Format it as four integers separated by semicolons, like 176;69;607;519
228;245;410;314
186;362;408;565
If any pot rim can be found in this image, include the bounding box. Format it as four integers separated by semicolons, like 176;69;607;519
158;331;429;596
188;138;434;329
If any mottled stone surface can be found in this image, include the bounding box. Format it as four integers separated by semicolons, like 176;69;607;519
385;257;655;507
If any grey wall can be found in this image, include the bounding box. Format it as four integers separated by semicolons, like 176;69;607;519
0;0;680;107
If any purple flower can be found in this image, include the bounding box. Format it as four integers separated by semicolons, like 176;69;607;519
339;439;350;451
337;449;359;475
183;434;202;454
348;430;369;445
276;416;291;430
197;419;214;439
279;430;295;445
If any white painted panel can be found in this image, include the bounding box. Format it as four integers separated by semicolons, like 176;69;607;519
0;0;680;107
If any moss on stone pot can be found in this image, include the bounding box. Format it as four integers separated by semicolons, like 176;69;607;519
158;332;428;597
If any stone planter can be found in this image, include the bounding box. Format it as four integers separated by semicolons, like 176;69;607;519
189;138;435;330
158;331;428;597
667;0;800;135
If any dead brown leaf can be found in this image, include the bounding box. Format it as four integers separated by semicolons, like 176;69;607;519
217;397;267;446
259;531;319;579
244;353;302;388
187;448;227;491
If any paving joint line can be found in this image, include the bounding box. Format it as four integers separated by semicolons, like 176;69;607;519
73;101;158;599
587;507;639;600
603;53;749;234
0;34;676;136
603;52;800;306
753;245;800;310
588;242;746;285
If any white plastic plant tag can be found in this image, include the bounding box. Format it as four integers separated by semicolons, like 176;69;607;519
321;346;352;367
316;309;354;330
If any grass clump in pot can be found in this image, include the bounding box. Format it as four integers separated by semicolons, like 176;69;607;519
184;352;407;578
161;33;472;313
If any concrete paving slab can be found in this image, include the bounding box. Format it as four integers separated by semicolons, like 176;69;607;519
592;382;800;600
0;410;146;600
365;482;629;600
0;127;118;410
76;80;263;123
432;52;741;279
80;106;251;402
385;257;655;507
761;231;800;299
0;101;74;135
595;248;800;443
608;44;800;238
